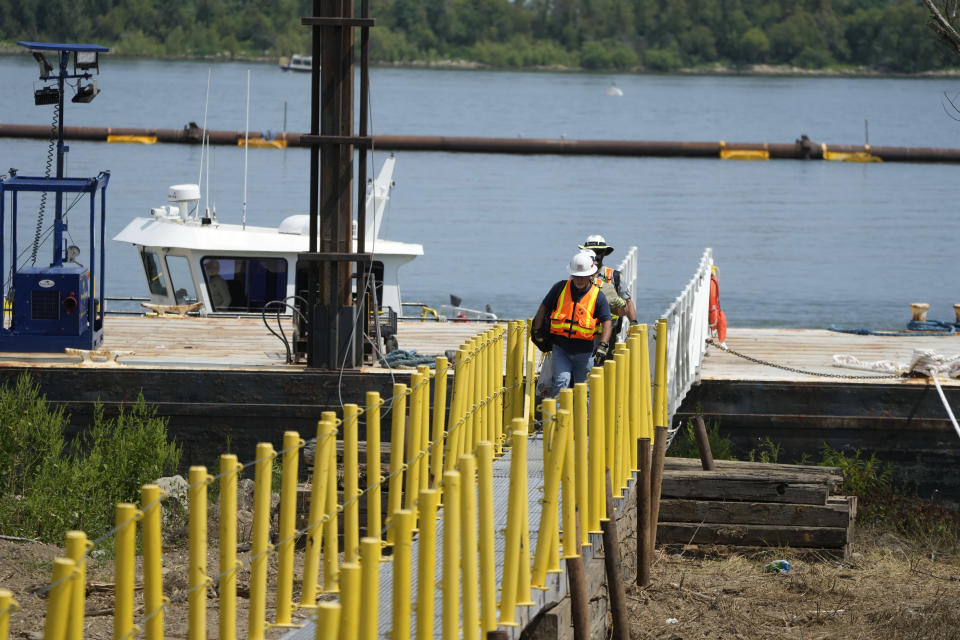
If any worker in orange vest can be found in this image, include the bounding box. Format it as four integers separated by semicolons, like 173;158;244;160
579;234;636;341
532;250;613;393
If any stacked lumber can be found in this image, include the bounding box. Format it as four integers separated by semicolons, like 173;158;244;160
657;458;856;559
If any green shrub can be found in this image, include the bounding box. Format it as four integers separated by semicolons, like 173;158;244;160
667;416;734;460
746;436;781;463
0;375;180;543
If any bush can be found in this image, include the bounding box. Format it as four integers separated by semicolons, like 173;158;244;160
667;416;735;460
0;375;180;543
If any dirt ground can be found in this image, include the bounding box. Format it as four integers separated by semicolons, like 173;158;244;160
2;526;959;640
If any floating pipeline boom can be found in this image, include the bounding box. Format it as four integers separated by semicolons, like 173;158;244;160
3;123;960;163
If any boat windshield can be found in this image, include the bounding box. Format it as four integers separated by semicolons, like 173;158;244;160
140;250;168;296
201;256;287;313
166;255;198;305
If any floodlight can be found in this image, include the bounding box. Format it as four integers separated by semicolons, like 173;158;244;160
34;86;60;105
74;50;99;72
32;51;52;79
72;80;99;103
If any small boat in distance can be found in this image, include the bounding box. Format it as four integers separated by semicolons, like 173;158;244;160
279;54;312;72
113;155;422;317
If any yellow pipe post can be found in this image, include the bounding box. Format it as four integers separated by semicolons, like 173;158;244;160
498;423;527;626
558;391;578;559
405;372;424;522
338;563;361;640
627;334;641;471
475;442;497;634
477;333;490;446
0;589;18;640
342;404;360;563
45;558;75;640
430;357;449;486
189;467;212;640
139;485;163;640
588;371;606;532
459;455;479;640
65;531;91;640
614;349;629;493
504;323;518;431
539;398;560;574
445;350;467;470
219;455;241;640
495;325;505;448
313;601;341;640
486;329;498;445
366;392;383;540
277;431;304;626
463;339;477;455
516;426;533;607
415;488;440;640
322;411;340;593
417;364;433;493
358;538;381;640
531;408;568;589
391;510;414;640
441;470;461;640
654;319;668;428
302;421;333;606
525;320;536;428
114;503;137;640
573;382;590;548
638;324;653;440
603;360;617;503
386;384;408;545
249;444;275;640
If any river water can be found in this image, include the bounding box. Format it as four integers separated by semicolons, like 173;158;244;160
1;56;958;329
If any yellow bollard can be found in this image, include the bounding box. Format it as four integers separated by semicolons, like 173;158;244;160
277;431;304;626
614;349;629;493
638;324;654;440
525;320;536;428
516;427;533;607
588;371;606;532
441;470;461;640
430;357;449;486
415;489;440;640
322;411;340;593
249;444;275;640
366;392;383;540
499;423;527;626
463;340;477;455
603;360;617;504
475;334;488;447
114;503;138;640
188;466;212;640
0;589;19;640
302;421;333;606
627;334;641;471
539;398;560;574
338;563;361;640
219;455;241;640
139;485;163;640
558;391;578;558
531;408;569;589
313;601;341;640
573;382;590;548
476;442;497;634
65;531;91;640
486;330;497;445
459;455;479;640
343;405;361;563
45;558;75;640
504;322;518;426
391;510;414;640
445;350;467;471
386;384;408;545
654;319;668;428
358;538;381;640
417;364;433;493
495;325;505;448
406;373;424;522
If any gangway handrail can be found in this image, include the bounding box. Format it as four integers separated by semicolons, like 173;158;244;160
612;246;638;344
659;248;713;444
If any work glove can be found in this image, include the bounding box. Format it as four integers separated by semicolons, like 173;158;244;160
532;326;552;353
593;341;610;367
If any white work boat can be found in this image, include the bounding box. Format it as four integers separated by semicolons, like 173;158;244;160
279;54;312;72
113;155;423;317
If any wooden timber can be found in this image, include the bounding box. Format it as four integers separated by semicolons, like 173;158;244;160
660;469;831;505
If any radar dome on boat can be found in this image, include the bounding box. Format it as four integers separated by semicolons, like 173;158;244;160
278;214;310;235
168;184;200;202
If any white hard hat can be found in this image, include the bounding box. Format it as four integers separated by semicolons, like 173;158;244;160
567;250;598;277
579;234;614;256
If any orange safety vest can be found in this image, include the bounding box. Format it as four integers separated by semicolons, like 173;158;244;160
549;280;601;340
593;266;615;287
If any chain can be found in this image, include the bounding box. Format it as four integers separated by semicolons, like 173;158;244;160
706;339;907;380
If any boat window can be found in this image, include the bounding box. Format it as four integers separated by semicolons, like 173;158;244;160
140;250;168;296
201;256;287;313
165;255;198;305
372;261;384;307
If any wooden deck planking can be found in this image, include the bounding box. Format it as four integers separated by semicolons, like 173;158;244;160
701;327;960;386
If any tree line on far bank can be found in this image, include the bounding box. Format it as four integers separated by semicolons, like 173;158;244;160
1;0;956;73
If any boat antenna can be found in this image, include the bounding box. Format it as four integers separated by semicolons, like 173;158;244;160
242;68;250;230
203;133;210;220
211;145;217;221
198;67;211;190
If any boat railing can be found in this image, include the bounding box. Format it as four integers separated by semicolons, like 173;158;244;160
612;245;638;344
660;247;713;442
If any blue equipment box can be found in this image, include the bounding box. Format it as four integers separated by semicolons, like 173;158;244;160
12;264;90;336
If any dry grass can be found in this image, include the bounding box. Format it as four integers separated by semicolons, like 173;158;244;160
627;526;960;640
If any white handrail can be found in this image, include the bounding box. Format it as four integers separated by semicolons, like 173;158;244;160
612;245;638;344
659;248;713;443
